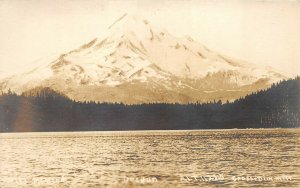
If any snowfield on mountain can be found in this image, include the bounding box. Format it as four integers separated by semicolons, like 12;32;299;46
0;14;288;104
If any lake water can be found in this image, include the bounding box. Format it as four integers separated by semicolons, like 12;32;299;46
0;129;299;187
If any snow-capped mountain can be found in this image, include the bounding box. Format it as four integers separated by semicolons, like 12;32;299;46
0;14;288;103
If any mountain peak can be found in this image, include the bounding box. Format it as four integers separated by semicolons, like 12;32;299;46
108;13;151;30
103;13;166;43
108;13;128;29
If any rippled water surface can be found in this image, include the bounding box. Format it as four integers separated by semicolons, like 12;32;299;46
0;129;300;187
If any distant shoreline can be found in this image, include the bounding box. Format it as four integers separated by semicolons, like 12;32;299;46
1;128;299;138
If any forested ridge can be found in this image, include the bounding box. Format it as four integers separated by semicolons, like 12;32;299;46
0;77;299;132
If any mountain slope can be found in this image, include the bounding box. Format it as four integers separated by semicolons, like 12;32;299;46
0;14;288;103
1;77;299;132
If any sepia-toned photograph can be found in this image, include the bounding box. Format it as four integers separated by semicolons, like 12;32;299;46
0;0;299;187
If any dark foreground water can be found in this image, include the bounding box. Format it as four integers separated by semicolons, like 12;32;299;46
0;129;299;188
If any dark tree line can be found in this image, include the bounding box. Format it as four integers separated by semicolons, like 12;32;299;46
0;77;299;132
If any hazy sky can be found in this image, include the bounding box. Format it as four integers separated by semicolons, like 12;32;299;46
0;0;299;77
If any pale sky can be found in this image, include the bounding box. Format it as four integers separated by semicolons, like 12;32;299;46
0;0;300;77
